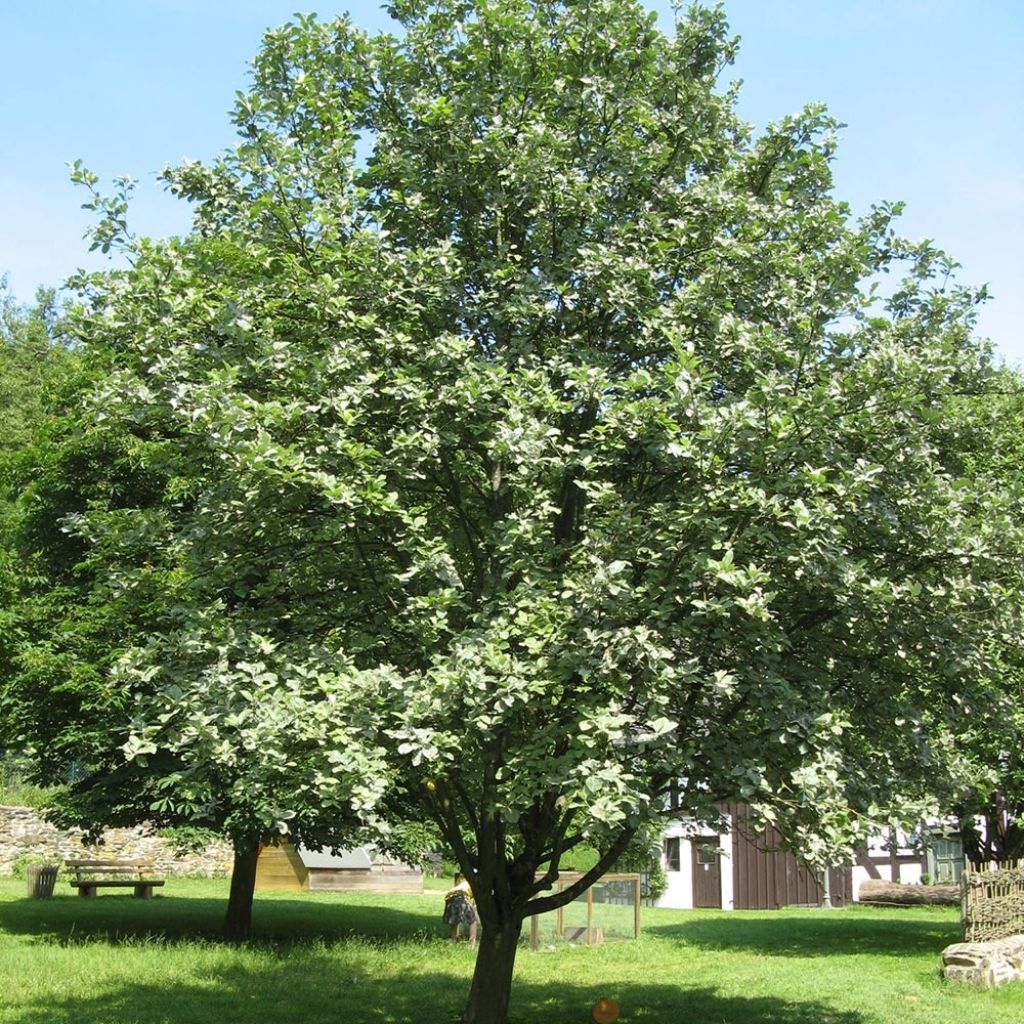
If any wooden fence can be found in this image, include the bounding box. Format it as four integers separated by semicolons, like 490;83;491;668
960;861;1024;942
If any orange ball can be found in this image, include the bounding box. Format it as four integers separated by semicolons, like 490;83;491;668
592;996;620;1023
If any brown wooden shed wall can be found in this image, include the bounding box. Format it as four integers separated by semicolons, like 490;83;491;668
255;842;309;892
255;842;423;895
308;863;423;894
724;803;852;909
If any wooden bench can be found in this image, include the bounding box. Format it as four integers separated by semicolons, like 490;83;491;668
66;859;166;899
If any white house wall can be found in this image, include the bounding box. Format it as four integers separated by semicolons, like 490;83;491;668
850;824;967;898
657;817;733;911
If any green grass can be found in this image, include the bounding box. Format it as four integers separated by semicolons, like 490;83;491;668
0;778;61;809
1;877;1022;1023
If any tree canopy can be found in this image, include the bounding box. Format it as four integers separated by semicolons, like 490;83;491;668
5;2;1022;1021
1;286;79;777
945;381;1024;864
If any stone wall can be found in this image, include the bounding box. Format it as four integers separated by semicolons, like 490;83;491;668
0;805;233;877
942;935;1024;988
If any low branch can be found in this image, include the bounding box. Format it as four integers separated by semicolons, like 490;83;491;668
524;825;636;917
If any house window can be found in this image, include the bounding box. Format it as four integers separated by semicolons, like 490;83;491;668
664;837;681;872
697;842;717;865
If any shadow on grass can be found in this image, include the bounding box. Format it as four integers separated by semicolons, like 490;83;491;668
0;891;440;945
648;907;959;959
2;954;866;1024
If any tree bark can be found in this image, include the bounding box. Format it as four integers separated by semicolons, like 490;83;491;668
857;879;959;906
462;919;523;1024
223;837;261;942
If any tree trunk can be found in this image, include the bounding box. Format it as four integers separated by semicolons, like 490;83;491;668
462;919;523;1024
223;838;261;942
857;879;959;906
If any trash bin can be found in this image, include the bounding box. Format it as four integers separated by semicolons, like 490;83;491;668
26;864;59;899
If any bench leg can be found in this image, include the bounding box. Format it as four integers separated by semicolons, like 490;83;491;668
134;885;154;899
79;885;97;898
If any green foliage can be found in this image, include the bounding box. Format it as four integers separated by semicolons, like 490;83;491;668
945;383;1024;863
0;297;79;810
614;827;668;902
9;853;63;880
3;324;394;861
0;760;62;809
643;863;668;903
0;348;177;820
157;825;222;857
0;283;70;459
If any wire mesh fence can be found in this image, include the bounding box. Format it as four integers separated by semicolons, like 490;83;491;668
527;873;641;950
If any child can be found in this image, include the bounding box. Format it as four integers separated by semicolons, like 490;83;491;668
443;873;477;948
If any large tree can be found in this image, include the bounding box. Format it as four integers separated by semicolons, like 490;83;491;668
2;358;403;939
11;2;1022;1020
1;272;402;945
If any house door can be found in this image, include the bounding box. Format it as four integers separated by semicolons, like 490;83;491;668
927;835;964;883
692;837;722;908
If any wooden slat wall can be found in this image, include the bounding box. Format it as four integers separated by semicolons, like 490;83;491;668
724;803;852;909
308;867;423;894
255;843;309;892
255;841;424;895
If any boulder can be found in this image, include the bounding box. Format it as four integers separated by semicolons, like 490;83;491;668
941;936;1024;987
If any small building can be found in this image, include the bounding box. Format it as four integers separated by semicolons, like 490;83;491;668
660;812;736;910
854;824;965;893
255;840;423;894
658;802;853;910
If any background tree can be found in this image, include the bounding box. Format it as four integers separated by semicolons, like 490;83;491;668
0;284;69;452
0;270;408;941
0;284;76;779
956;695;1024;865
9;1;1022;1020
947;380;1024;865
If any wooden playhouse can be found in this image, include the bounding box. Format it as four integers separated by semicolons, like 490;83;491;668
255;841;423;894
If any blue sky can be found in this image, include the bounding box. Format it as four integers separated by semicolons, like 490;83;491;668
2;1;1021;364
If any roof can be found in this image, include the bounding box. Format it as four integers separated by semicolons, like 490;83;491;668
296;845;374;870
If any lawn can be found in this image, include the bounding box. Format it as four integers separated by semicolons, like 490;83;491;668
1;877;1022;1024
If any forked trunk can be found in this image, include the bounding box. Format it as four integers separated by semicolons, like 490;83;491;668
223;838;261;942
462;919;523;1024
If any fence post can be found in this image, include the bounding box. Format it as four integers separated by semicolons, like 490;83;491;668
634;875;641;939
959;870;969;942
